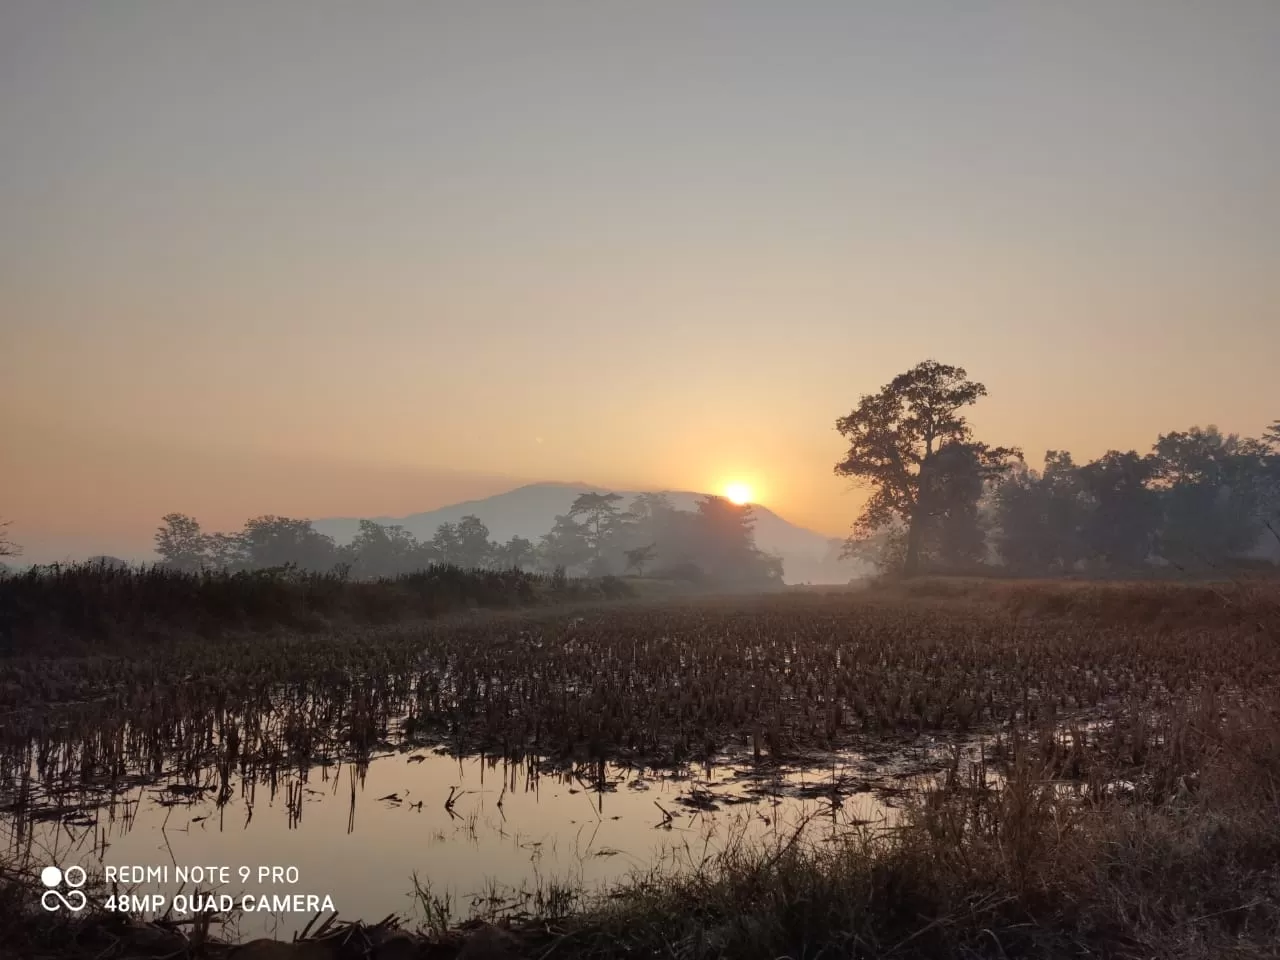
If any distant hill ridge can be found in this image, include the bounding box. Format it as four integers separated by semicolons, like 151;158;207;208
311;482;860;584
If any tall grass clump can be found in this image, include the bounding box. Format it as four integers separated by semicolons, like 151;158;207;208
0;561;629;654
498;692;1280;960
0;579;1278;956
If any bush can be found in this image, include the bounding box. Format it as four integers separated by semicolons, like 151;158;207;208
0;561;560;654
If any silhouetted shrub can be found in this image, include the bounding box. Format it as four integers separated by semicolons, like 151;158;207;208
0;561;595;653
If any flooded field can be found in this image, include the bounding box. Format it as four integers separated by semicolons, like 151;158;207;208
3;586;1276;944
6;729;982;940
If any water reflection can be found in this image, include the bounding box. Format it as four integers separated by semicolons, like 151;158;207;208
6;744;925;941
1;651;1001;944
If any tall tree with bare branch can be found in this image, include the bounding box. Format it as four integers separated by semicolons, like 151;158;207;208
835;360;1018;576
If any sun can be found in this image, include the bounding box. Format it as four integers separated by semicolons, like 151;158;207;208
724;482;753;505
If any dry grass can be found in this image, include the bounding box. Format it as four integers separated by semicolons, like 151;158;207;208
0;561;631;655
482;689;1280;959
1;577;1278;958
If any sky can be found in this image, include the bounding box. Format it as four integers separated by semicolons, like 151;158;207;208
2;1;1278;561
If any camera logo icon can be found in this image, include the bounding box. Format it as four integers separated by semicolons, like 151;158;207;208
41;865;87;912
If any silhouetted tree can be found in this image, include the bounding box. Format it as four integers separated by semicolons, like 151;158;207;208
429;522;462;564
694;495;754;573
1264;420;1280;450
840;521;908;574
916;441;1020;569
493;535;538;571
625;493;675;525
689;496;783;584
454;515;493;568
608;494;672;570
0;518;20;559
993;452;1088;574
834;361;1016;576
238;516;338;571
569;493;624;572
1149;426;1269;564
205;532;247;570
1262;422;1280;556
539;514;592;573
644;505;703;572
154;513;209;571
1077;451;1161;570
624;543;656;575
345;520;420;578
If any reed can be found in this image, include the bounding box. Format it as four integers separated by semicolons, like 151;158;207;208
0;561;630;654
1;577;1277;957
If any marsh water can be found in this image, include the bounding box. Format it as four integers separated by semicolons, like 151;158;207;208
0;613;1014;942
2;738;980;941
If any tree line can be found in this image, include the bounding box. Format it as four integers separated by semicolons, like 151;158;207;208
835;360;1280;576
154;491;784;585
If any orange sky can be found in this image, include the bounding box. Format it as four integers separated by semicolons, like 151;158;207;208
3;2;1278;562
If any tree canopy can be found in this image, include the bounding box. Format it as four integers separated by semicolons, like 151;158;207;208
990;431;1280;576
834;361;1277;576
148;491;784;586
835;360;1019;575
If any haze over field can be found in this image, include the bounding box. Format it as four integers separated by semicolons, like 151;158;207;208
309;483;858;584
4;9;1280;956
2;2;1278;565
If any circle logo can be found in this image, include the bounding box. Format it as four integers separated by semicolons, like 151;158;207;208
40;864;87;913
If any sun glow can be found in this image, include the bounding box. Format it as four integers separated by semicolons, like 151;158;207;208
724;482;753;505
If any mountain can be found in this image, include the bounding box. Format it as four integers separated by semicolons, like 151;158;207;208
312;482;863;584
